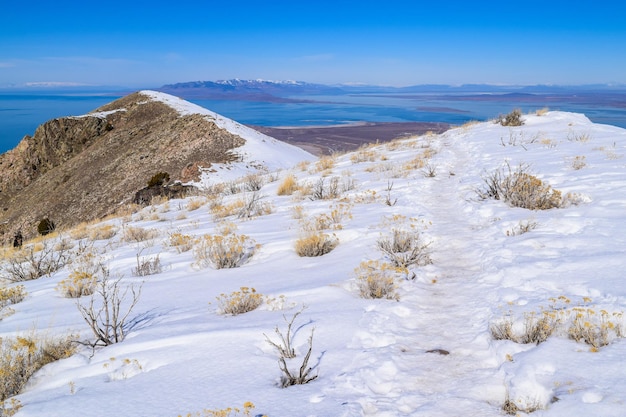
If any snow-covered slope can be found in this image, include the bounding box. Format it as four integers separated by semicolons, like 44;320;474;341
1;111;625;416
139;90;316;184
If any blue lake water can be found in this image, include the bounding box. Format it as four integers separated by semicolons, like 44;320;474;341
2;91;626;154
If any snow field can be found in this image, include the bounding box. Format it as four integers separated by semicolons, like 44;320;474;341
1;108;625;416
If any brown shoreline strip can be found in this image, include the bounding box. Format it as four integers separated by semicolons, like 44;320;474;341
250;122;450;156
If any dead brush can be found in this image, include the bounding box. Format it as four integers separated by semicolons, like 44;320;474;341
194;233;259;269
354;260;403;300
0;333;76;401
377;228;432;269
216;287;264;315
294;232;338;257
478;163;563;210
264;309;318;388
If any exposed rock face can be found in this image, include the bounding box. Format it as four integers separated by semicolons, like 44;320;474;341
0;92;254;242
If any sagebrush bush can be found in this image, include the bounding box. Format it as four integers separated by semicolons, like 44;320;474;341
0;285;27;309
194;233;258;269
122;226;160;242
478;164;562;210
314;155;336;173
216;287;263;315
0;333;76;401
89;224;118;241
354;260;403;300
491;298;625;349
56;251;104;298
497;109;524;126
294;232;338;257
167;232;197;253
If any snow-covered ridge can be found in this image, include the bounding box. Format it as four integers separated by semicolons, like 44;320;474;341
139;90;315;183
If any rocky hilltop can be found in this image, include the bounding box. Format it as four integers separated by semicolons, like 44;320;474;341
0;91;313;242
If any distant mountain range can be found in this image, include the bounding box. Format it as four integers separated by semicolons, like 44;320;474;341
158;79;626;102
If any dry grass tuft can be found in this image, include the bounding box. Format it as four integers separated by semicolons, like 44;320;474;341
277;174;299;196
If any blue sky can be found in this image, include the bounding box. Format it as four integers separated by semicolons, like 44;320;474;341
1;0;624;88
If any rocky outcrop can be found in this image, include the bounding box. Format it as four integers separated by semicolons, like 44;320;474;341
0;92;265;242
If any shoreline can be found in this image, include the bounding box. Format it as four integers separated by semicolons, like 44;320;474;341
250;121;450;156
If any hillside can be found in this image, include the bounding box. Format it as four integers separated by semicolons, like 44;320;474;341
0;111;625;416
0;91;314;243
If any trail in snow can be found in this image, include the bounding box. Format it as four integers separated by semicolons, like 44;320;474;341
325;130;508;416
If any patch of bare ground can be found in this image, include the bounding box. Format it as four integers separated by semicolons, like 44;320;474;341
252;122;449;155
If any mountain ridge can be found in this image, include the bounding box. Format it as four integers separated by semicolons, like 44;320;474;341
0;91;313;242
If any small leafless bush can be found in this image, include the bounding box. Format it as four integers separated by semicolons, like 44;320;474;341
309;177;341;200
237;192;272;219
1;240;70;282
377;229;431;268
77;273;142;347
506;219;538;236
264;309;318;388
132;252;163;277
243;173;266;192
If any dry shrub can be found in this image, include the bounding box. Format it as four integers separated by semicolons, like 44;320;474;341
314;155;336;173
186;198;206;211
354;260;402;300
350;148;379;163
216;287;263;315
0;333;76;401
277;174;299;196
491;299;625;349
497;109;524;126
194;233;258;269
167;232;197;253
210;199;246;220
569;155;587;170
132;252;163;277
301;204;352;232
1;240;70;282
294;232;338;257
265;309;318;388
478;163;562;210
89;224;118;241
309;177;341;200
506;219;538;236
122;226;159;243
0;285;27;309
242;173;266;192
237;192;273;219
535;107;549;116
377;228;431;268
57;251;104;298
